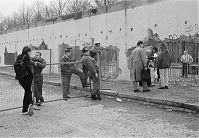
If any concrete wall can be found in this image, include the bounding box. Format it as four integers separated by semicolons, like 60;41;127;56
0;0;198;80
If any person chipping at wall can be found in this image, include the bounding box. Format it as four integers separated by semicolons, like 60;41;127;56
60;47;86;100
81;47;101;100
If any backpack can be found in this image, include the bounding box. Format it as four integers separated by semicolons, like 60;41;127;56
14;55;28;80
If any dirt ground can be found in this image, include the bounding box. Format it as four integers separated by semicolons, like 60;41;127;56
0;97;198;137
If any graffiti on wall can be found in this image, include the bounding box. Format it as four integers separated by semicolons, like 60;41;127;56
125;27;199;67
185;24;199;35
29;40;48;50
100;45;121;80
58;42;121;79
125;28;161;71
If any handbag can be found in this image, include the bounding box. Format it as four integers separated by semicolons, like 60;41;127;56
141;68;151;82
139;51;151;81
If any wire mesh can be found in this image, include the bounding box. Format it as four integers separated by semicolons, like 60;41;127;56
0;63;89;112
0;66;23;111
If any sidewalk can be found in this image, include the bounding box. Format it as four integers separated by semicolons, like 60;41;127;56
67;76;199;113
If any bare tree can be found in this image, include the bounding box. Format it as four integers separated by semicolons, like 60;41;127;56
49;0;68;17
31;0;47;21
93;0;117;7
66;0;94;13
16;4;34;25
0;14;6;32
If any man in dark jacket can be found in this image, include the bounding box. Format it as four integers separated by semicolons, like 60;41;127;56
60;47;86;99
31;51;46;106
82;48;101;100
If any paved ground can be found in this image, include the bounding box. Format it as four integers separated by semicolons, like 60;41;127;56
67;75;199;110
0;98;198;137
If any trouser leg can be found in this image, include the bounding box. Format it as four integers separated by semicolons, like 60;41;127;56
89;73;100;95
133;81;138;90
61;72;72;98
182;63;188;77
72;68;86;87
34;75;43;102
83;66;89;86
164;69;169;86
19;76;33;112
159;69;165;87
142;81;148;90
157;68;160;79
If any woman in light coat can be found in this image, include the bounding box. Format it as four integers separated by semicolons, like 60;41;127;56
130;41;150;92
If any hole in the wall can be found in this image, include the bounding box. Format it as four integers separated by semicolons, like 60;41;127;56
154;24;157;27
120;28;121;31
109;30;112;33
60;35;62;38
185;21;187;24
101;31;103;34
131;28;133;31
85;33;87;36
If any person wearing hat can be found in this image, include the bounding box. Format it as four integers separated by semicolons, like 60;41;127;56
60;47;86;99
81;47;101;100
130;41;150;92
89;42;102;62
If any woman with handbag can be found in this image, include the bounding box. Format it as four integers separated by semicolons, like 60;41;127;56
157;42;171;89
130;41;150;92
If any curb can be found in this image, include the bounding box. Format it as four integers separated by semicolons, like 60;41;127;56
46;81;199;113
115;93;199;113
0;73;198;113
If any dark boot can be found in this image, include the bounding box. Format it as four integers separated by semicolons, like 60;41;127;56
91;94;97;100
36;98;41;106
40;97;44;103
96;93;101;100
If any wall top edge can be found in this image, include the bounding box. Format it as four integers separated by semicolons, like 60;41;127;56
0;0;167;36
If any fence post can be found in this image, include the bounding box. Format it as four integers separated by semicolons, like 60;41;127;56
97;53;102;89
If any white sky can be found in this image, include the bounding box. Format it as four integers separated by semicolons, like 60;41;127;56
0;0;52;16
